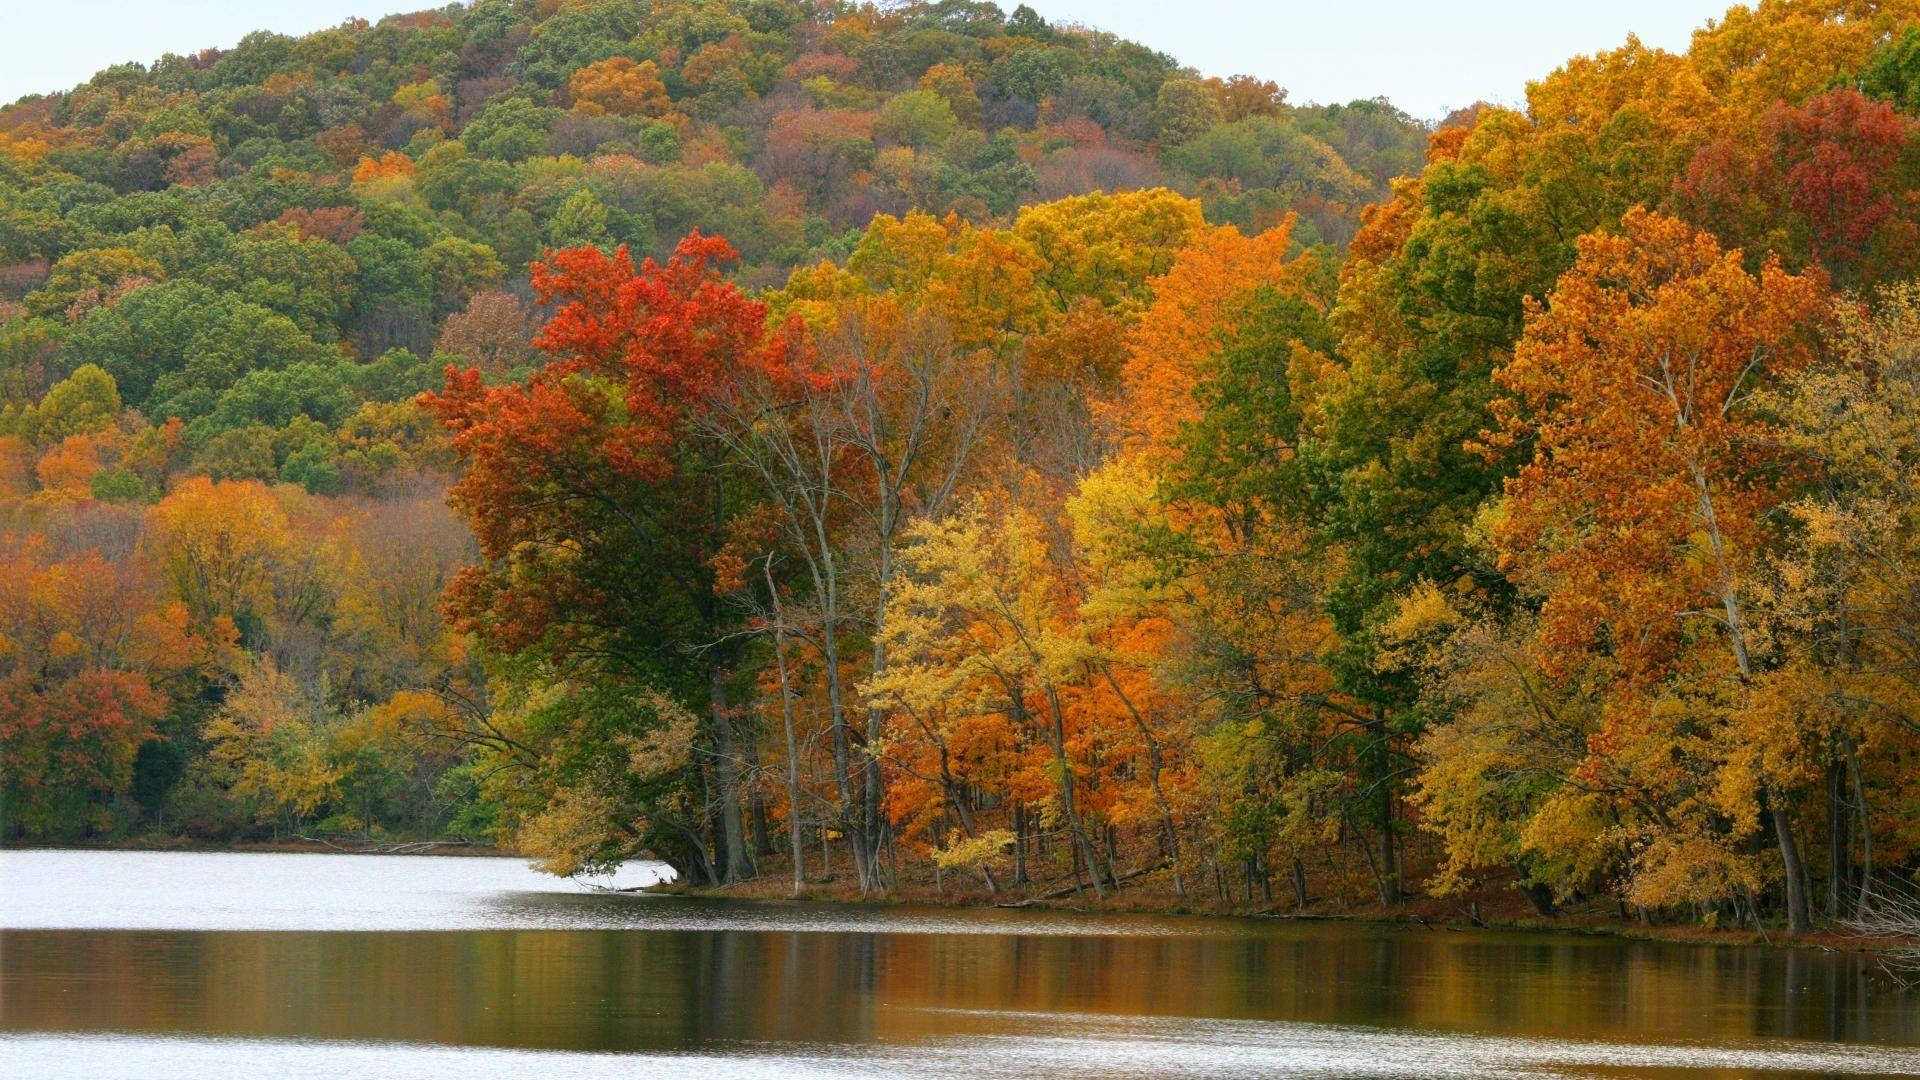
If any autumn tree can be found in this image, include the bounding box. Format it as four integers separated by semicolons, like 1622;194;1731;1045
868;493;1109;897
424;232;801;885
145;476;296;647
434;290;539;378
201;655;339;830
0;669;166;836
1488;208;1828;932
703;296;995;892
1764;283;1920;918
0;526;198;837
1673;88;1919;286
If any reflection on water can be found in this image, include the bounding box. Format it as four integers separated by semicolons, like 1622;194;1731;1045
3;851;1918;1078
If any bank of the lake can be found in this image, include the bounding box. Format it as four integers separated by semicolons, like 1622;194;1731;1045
36;835;505;857
653;851;1920;958
14;841;1912;956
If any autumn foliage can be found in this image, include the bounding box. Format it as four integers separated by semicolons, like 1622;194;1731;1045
6;0;1920;939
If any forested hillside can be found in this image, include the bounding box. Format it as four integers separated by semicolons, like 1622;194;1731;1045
5;0;1920;937
0;0;1419;842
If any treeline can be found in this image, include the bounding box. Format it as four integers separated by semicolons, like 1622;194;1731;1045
0;465;477;838
7;0;1920;938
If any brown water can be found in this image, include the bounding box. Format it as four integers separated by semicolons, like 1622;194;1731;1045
2;850;1917;1078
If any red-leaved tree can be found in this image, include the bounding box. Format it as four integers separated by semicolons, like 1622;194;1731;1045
423;232;806;885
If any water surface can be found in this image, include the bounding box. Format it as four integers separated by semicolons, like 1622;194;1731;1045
4;850;1917;1077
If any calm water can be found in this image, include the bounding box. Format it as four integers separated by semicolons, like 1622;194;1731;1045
3;851;1918;1078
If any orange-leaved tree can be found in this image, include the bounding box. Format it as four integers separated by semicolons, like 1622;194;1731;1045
1488;207;1829;931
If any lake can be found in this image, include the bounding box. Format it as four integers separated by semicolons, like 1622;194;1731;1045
3;850;1918;1078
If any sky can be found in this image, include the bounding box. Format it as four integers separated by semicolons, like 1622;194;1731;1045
2;0;1740;121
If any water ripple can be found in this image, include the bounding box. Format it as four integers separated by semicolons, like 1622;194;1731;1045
10;1020;1920;1079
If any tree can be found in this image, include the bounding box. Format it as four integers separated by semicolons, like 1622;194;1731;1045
24;363;120;443
462;97;557;161
1488;208;1828;932
1151;79;1222;146
193;224;357;340
435;290;538;377
702;297;996;892
1386;585;1602;913
878;90;958;150
1011;188;1205;314
1673;88;1918;286
62;280;333;421
0;670;165;836
25;247;162;321
422;237;507;318
424;232;801;885
1125;281;1354;904
918;63;982;127
1104;217;1308;454
145;476;295;643
347;234;433;356
1766;283;1920;919
545;188;613;250
868;493;1109;897
569;57;672;119
201;655;339;829
0;532;193;838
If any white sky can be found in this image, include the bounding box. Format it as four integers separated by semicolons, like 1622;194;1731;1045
2;0;1739;121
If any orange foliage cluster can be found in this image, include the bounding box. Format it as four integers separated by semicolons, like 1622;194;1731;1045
351;150;414;184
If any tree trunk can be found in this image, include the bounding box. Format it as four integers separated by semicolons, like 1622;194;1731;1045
1012;802;1028;886
859;540;896;894
1101;823;1121;892
1771;794;1812;935
945;776;1000;895
1827;759;1849;921
751;787;775;858
709;666;752;885
1846;737;1874;913
1369;715;1402;906
765;559;808;897
1038;687;1104;899
818;624;870;894
861;659;887;891
1098;664;1182;897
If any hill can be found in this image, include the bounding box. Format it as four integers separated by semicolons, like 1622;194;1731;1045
0;1;1422;444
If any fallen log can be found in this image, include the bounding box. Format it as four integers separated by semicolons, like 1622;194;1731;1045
997;859;1170;907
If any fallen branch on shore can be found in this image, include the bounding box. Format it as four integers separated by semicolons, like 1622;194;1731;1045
380;839;474;854
294;836;475;855
1848;882;1920;986
996;860;1170;907
1247;908;1355;920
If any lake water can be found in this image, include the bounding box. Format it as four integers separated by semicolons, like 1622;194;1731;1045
3;850;1918;1078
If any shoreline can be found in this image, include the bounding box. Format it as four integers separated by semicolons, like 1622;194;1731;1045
12;841;1912;956
643;860;1916;957
2;837;504;858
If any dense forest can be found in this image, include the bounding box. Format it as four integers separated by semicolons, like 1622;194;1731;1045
3;0;1918;937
